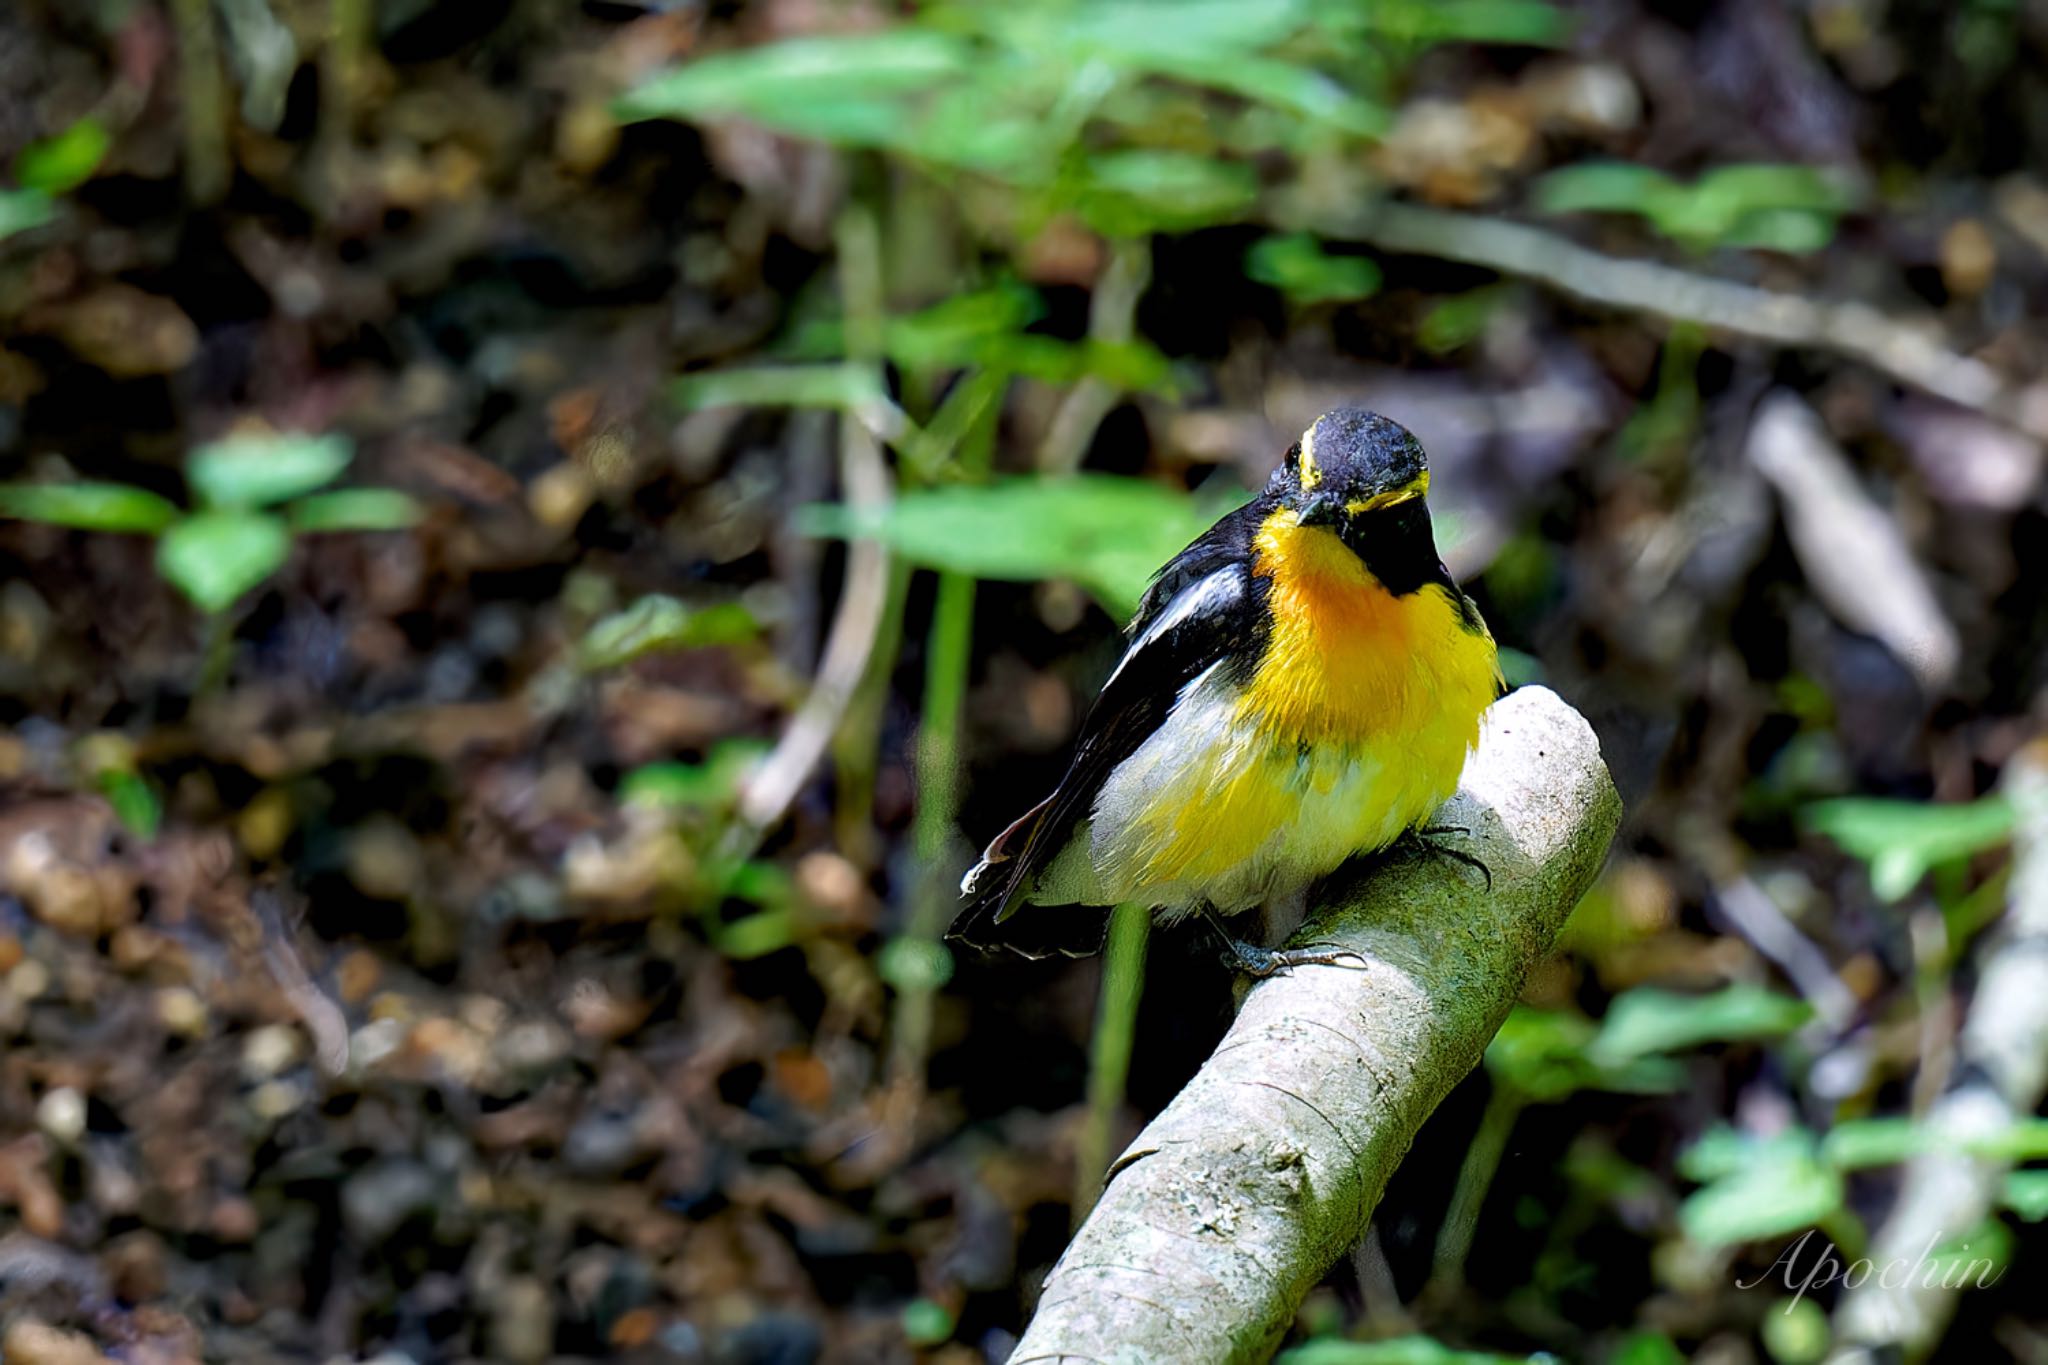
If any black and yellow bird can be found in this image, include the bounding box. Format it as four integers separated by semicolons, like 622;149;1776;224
950;408;1504;973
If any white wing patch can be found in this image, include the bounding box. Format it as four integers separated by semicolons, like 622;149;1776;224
1102;565;1242;693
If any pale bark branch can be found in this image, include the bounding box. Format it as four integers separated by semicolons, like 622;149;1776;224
1011;685;1622;1364
1324;201;2048;443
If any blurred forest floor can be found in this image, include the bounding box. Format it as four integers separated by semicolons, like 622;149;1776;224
3;1;2048;1363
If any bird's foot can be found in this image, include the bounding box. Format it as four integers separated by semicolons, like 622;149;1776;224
1198;903;1366;976
1219;938;1369;977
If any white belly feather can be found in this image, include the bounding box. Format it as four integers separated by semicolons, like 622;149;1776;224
1029;664;1462;917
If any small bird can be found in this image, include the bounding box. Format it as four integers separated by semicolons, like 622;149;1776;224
950;409;1504;973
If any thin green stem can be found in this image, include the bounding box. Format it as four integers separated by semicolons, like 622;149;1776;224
1073;902;1150;1228
171;0;230;203
1424;1082;1525;1302
884;374;998;1089
196;608;236;697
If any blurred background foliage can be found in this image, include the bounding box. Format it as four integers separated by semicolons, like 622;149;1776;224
2;0;2048;1362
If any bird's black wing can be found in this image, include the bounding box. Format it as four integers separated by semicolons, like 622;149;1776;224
949;496;1270;958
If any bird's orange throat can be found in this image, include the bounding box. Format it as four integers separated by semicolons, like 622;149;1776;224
1241;509;1492;750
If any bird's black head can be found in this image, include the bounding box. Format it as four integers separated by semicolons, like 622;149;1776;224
1273;408;1430;518
1267;408;1443;594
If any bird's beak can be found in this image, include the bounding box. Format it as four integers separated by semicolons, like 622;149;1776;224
1297;493;1344;527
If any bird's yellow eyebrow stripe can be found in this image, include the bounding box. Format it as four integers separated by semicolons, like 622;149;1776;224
1343;468;1429;514
1297;421;1322;490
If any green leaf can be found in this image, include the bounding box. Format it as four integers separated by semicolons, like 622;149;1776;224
98;768;161;841
671;363;895;420
1679;1131;1844;1247
622;742;770;813
1589;983;1812;1064
1822;1117;2048;1171
1760;1295;1831;1365
1277;1335;1546;1364
798;475;1250;616
717;907;797;959
0;188;55;242
1419;286;1511;354
579;595;760;673
1075;150;1259;235
155;510;290;613
1485;1005;1683;1101
15;118;111;194
1719;208;1839;255
287;489;422;532
0;481;181;533
1607;1334;1687;1365
1537;161;1855;254
986;0;1385;136
1805;795;2015;901
1247;232;1381;306
900;1297;956;1347
788;283;1052;372
878;937;954;992
615;31;974;139
1360;0;1573;47
1820;1118;1926;1170
1534;162;1677;216
187;432;353;509
2003;1170;2048;1222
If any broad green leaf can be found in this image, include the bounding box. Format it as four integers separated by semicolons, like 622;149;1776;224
878;937;954;992
579;595;760;672
1278;1335;1546;1364
155;510;290;613
1822;1116;2048;1170
718;907;797;959
1719;209;1838;255
1805;795;2014;901
672;363;893;416
900;1297;956;1347
989;0;1311;67
1537;161;1855;254
973;335;1178;391
1926;1219;2012;1284
985;1;1384;136
798;475;1249;615
1360;0;1572;47
15;118;111;194
787;283;1048;371
1534;162;1676;216
1760;1296;1831;1365
0;188;55;242
615;31;973;138
287;489;422;532
187;432;353;509
2004;1170;2048;1222
622;742;770;812
1075;150;1259;235
1419;286;1511;354
1485;1005;1682;1100
1679;1131;1843;1247
0;480;180;533
98;768;161;840
1590;983;1811;1064
1820;1117;1925;1170
1608;1333;1687;1365
1247;232;1382;305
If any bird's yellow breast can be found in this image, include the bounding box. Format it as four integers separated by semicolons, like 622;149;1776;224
1239;510;1497;752
1064;509;1501;913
